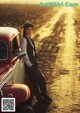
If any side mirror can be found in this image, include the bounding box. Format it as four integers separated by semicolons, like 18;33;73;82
15;52;26;58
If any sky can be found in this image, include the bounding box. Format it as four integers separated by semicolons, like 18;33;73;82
0;0;79;4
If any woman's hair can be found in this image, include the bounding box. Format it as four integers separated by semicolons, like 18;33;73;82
22;22;34;38
23;28;26;37
20;28;25;38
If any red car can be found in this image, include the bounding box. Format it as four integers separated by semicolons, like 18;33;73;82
0;27;32;113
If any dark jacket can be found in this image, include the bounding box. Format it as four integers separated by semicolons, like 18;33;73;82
20;37;37;67
26;37;37;66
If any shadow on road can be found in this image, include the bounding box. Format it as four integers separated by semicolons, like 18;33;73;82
33;102;50;113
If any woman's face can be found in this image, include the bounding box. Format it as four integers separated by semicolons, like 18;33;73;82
25;27;34;37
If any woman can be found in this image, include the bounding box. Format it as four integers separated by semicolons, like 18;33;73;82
20;22;52;104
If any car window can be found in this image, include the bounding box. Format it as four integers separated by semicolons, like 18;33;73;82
0;40;8;60
11;36;19;57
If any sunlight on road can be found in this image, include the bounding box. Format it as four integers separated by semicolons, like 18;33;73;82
33;7;66;49
62;7;76;70
54;75;74;107
53;7;76;71
35;6;80;112
50;8;80;109
51;7;80;110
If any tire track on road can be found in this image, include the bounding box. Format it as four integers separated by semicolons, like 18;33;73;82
37;13;65;79
33;8;67;51
49;7;80;113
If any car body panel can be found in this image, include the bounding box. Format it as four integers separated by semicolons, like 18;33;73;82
0;27;30;110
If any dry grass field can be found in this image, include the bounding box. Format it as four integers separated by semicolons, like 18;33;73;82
0;4;52;30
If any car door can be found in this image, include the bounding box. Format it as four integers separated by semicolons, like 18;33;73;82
0;40;13;88
11;35;25;84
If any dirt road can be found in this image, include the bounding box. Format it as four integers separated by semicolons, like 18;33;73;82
33;7;80;113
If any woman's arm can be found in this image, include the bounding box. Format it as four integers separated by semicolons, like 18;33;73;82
20;38;32;67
